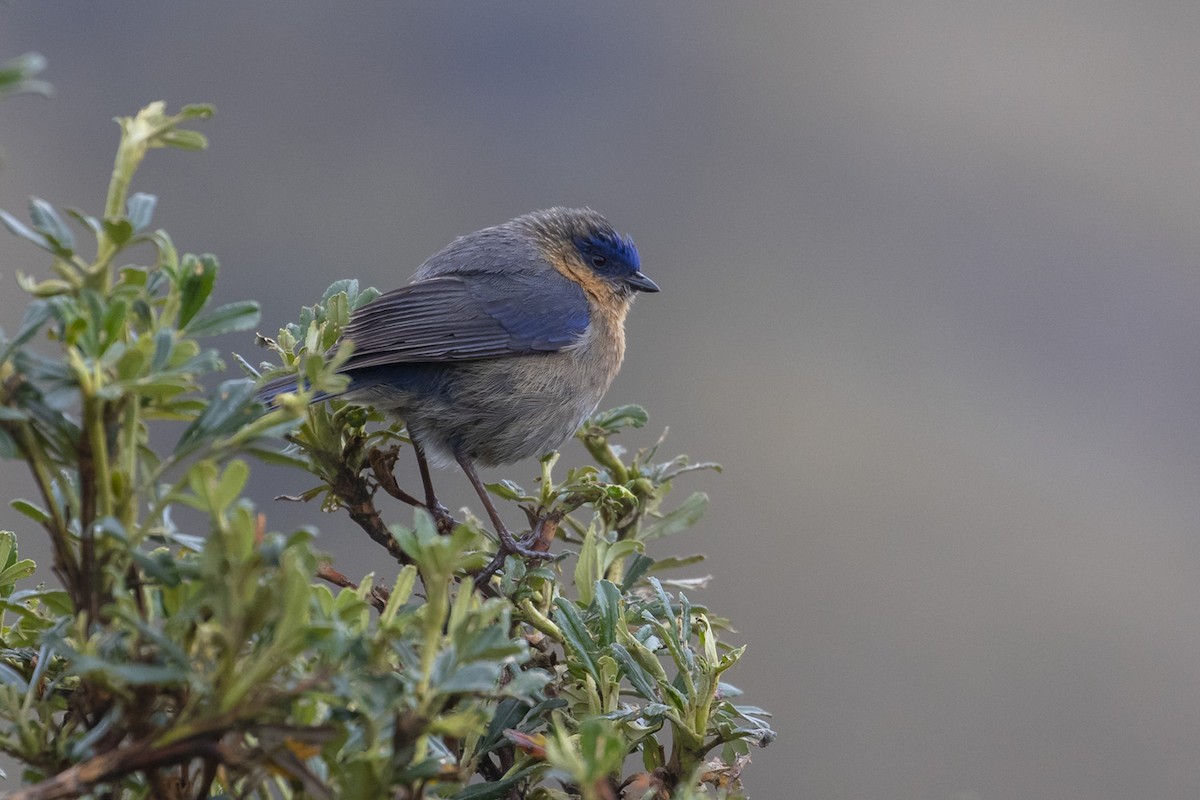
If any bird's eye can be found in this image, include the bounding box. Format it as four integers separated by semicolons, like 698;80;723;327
591;255;608;268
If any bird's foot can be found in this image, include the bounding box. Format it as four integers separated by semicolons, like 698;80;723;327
473;525;555;589
496;525;556;561
428;501;457;535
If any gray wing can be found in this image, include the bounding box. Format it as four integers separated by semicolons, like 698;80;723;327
338;271;590;370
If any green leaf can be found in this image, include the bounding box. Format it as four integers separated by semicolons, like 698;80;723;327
0;209;52;252
101;217;134;247
212;459;250;512
601;540;643;575
0;531;13;567
6;588;70;614
574;527;600;603
322;292;350;348
0;299;53;363
590;404;648;434
158;128;208;151
321;279;358;304
0;532;33;599
451;765;538;800
125;192;157;232
131;550;181;586
71;656;187;687
150;328;174;371
553;598;600;684
486;480;531;502
437;663;501;694
0;52;51;98
354;286;382;308
429;708;490;738
396;756;450;783
0;407;30;422
66;208;102;238
152;229;180;277
576;716;627;779
592;580;621;647
610;643;660;702
174;378;258;456
647;554;707;573
242;445;310;469
28;197;74;254
177;103;216;120
621;553;655;590
502;668;552;698
186;300;260;337
66;710;118;761
477;697;529;755
640;492;709;541
11;500;50;525
177;253;217;327
0;663;28;691
0;558;36;589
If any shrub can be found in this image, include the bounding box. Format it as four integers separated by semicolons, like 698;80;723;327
0;98;772;799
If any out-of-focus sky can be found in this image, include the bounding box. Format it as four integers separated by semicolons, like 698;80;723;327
3;3;1200;798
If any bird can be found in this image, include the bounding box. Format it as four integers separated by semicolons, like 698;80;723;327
259;207;658;575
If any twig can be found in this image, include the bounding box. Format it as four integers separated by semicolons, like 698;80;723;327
1;417;83;610
329;459;411;565
1;734;227;800
315;563;390;612
369;446;458;534
368;446;425;508
529;510;563;553
315;563;357;591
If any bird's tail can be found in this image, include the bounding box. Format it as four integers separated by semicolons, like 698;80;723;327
255;372;332;406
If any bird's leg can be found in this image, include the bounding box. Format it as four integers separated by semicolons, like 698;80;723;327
455;453;553;579
411;438;455;535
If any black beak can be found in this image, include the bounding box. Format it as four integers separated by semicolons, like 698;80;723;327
623;271;661;293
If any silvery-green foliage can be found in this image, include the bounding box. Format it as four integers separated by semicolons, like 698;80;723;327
0;98;772;799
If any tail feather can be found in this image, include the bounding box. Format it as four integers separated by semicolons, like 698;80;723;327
257;363;446;407
256;373;332;405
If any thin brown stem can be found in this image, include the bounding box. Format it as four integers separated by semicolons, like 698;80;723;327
315;563;389;612
369;444;457;534
3;420;83;607
327;456;411;565
77;416;98;624
193;758;218;800
368;447;425;508
3;734;228;800
315;563;358;591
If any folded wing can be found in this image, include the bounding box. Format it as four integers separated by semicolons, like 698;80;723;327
339;272;589;371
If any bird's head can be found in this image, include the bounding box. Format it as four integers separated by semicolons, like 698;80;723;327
520;208;660;304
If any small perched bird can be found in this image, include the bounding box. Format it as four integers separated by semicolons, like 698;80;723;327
261;207;658;572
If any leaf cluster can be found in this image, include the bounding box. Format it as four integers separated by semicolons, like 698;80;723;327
0;100;773;799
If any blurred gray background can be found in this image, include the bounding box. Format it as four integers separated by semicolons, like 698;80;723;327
3;3;1200;798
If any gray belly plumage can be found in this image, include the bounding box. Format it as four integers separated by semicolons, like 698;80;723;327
351;350;610;467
